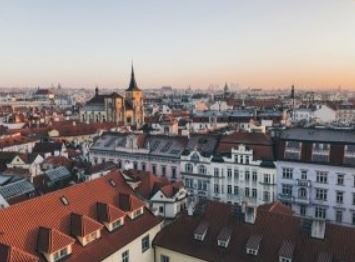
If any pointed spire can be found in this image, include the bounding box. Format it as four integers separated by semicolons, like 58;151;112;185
126;62;141;91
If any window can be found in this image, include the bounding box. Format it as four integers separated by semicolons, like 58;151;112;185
300;205;306;216
214;168;219;177
185;163;193;173
337;174;344;185
122;250;129;262
263;174;270;184
252;188;257;199
336;210;343;223
227;185;232;194
282;168;293;179
199;165;206;175
234;186;239;195
315;207;326;219
214;184;219;194
227;168;232;178
301;170;308;180
282;184;293;196
298;188;307;199
252;172;257;182
185;178;193;188
263;191;270;202
112;219;122;230
316;171;328;184
54;248;68;262
161;165;166;176
245;187;250;197
160;255;170;262
245;170;250;181
315;188;327;201
141;235;150;253
171;166;176;179
336;191;344;204
234;169;239;180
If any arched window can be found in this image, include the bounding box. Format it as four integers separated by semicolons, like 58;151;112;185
185;163;193;173
198;165;206;175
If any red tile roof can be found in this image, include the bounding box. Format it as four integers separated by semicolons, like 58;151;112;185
0;171;161;261
70;213;104;237
37;227;75;254
0;242;39;262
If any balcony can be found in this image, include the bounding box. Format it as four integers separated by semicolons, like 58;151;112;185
297;179;312;187
278;193;294;202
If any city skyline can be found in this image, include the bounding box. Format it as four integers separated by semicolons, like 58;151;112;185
1;0;355;90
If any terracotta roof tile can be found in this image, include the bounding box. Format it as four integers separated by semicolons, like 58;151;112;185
70;213;103;237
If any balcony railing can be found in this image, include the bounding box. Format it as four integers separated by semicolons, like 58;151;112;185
297;179;312;187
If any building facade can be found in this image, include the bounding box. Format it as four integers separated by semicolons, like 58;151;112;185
276;128;355;226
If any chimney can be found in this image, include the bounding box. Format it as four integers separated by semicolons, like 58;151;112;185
311;220;326;240
244;206;257;224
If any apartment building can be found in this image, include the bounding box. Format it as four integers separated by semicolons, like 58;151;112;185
181;133;276;208
276;128;355;226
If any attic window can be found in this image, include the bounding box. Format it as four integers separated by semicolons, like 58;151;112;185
60;196;69;206
246;235;262;256
109;179;117;187
194;221;209;241
217;227;232;248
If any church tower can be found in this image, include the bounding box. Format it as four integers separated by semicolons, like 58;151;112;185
125;64;144;126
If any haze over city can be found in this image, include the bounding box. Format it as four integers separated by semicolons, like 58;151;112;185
1;0;355;90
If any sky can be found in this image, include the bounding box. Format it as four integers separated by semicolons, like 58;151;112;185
0;0;355;90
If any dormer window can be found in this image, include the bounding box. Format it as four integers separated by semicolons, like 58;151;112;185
53;247;69;262
246;235;262;256
217;227;232;248
284;141;302;160
112;218;124;230
194;221;209;241
344;145;355;165
279;240;295;262
312;143;330;163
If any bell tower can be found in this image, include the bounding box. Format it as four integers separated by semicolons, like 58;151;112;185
125;64;144;126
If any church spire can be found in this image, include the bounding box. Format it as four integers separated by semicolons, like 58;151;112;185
126;63;141;91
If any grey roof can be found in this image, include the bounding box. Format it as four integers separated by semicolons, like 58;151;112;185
0;179;35;200
146;136;187;157
279;240;295;259
246;235;262;250
186;135;220;156
45;166;71;182
280;128;355;144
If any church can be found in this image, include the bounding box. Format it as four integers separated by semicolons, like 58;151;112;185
80;65;144;127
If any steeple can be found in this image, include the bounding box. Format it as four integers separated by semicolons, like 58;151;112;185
126;63;141;91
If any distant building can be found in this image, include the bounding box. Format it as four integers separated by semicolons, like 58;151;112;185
80;65;144;127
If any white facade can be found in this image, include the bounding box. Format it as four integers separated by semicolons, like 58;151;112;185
277;161;355;226
181;147;277;208
102;221;162;262
150;187;188;218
